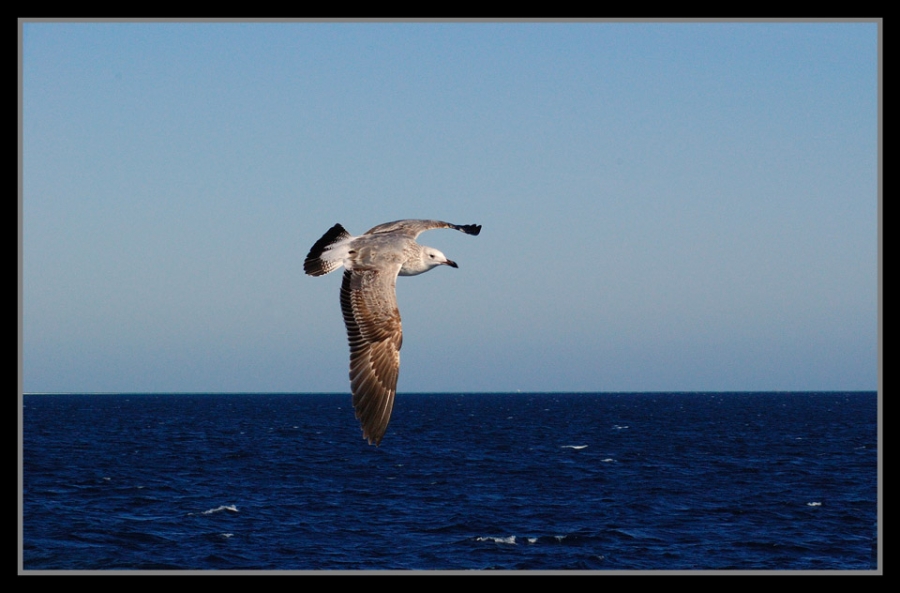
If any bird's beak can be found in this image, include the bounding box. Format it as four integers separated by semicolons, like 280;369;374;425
444;259;458;268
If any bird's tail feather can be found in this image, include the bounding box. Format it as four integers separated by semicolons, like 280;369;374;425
304;223;352;276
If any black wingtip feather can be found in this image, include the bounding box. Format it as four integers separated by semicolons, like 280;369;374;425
455;223;481;236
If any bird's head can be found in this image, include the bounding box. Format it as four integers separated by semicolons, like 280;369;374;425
423;246;457;270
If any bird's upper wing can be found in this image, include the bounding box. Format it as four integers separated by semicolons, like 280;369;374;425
364;219;481;239
340;266;403;445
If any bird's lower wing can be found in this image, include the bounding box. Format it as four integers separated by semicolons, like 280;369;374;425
340;268;403;445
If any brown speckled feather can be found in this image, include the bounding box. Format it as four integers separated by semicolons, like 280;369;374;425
340;268;403;445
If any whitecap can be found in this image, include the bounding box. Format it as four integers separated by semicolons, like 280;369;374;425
807;501;822;506
476;535;516;545
202;504;239;515
561;445;588;450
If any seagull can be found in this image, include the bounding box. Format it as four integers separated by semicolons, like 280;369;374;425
304;219;482;445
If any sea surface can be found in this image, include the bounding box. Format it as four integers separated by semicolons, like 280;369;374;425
21;392;878;572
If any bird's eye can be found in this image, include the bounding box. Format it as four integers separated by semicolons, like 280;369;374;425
429;254;434;258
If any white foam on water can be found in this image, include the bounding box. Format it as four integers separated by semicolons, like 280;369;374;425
202;504;239;515
476;535;516;545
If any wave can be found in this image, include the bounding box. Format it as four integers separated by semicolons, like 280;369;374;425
476;535;517;545
474;533;599;546
201;504;239;515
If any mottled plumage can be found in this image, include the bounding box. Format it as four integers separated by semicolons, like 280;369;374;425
304;219;481;445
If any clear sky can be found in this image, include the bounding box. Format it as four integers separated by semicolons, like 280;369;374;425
20;20;880;394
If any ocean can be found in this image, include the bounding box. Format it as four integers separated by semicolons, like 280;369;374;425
21;392;879;572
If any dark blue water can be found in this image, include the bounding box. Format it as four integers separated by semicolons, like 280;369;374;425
22;392;878;571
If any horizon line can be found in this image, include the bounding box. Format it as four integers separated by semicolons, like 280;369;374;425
21;389;878;395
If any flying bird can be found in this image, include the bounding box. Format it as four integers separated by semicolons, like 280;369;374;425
304;219;482;445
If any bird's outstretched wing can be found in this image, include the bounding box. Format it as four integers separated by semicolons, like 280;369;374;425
364;219;482;239
339;267;403;445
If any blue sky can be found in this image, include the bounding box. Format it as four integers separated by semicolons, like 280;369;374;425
20;21;880;393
